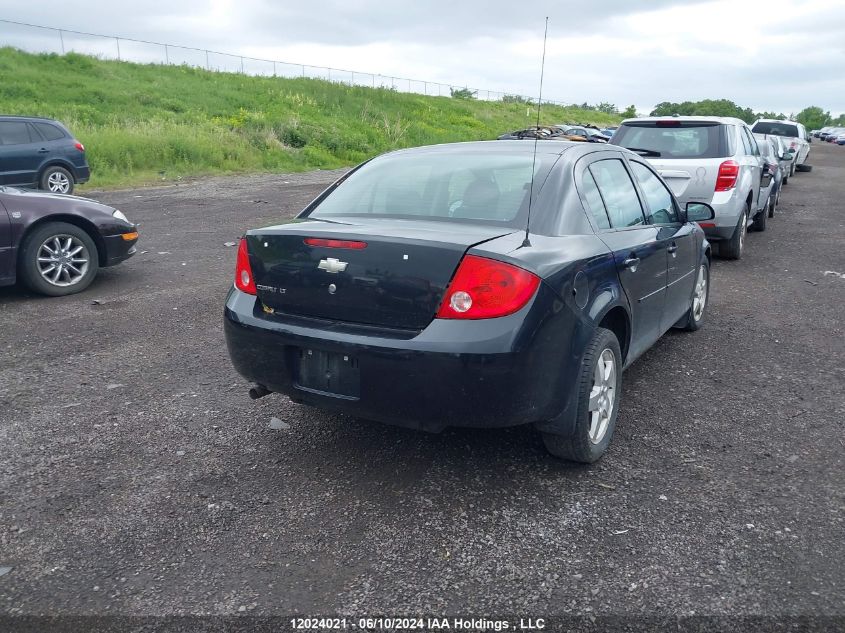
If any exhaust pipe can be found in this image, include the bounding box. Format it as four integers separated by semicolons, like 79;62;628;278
248;384;272;400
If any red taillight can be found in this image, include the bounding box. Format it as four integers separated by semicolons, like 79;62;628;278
74;141;85;152
715;160;739;192
304;238;367;249
235;238;257;295
697;222;716;228
436;255;540;320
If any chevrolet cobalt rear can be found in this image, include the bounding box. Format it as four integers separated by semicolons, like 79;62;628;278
224;142;714;462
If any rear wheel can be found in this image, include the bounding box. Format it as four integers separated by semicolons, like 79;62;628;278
796;163;812;173
542;328;622;464
720;206;747;260
752;198;769;232
769;190;778;218
19;221;99;296
39;166;74;195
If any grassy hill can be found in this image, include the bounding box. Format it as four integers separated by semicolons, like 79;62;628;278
0;47;621;189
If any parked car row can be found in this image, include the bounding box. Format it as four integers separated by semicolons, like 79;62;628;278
607;115;809;259
498;124;610;143
814;126;845;144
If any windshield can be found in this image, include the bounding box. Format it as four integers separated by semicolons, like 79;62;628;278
307;150;557;227
612;122;729;159
752;121;799;137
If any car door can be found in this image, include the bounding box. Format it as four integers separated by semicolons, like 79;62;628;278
628;159;697;331
740;126;763;213
0;195;12;284
585;155;668;359
0;121;41;186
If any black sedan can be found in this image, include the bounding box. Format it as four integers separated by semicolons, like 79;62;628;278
0;186;138;296
224;141;715;462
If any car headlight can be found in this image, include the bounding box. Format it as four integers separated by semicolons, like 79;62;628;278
112;210;130;223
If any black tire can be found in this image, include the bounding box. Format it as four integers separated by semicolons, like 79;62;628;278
39;165;74;195
790;161;796;177
676;259;710;332
796;163;812;173
19;222;99;297
752;198;768;232
782;174;788;186
769;190;777;218
719;205;747;260
542;328;622;464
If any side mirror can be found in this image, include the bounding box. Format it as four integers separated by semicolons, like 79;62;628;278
686;201;715;222
787;147;796;153
762;164;770;175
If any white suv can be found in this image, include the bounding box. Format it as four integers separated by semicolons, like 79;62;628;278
751;119;811;175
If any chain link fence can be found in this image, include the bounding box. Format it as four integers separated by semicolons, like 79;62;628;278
1;19;562;106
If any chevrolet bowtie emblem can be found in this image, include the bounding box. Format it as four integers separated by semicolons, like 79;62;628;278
318;257;348;273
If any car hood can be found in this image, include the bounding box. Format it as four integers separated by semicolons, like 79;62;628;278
0;186;115;216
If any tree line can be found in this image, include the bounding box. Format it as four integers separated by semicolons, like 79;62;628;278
649;99;844;130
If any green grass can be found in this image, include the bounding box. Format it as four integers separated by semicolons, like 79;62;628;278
0;47;622;189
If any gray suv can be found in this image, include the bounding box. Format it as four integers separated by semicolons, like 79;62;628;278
610;116;763;259
0;116;91;194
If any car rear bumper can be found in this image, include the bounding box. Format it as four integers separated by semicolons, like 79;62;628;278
223;285;582;432
73;165;91;184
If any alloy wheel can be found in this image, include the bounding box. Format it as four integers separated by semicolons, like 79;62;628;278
37;235;90;287
692;265;708;322
587;349;616;444
47;171;71;193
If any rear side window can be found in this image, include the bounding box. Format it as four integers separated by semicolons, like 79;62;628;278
0;121;33;145
752;121;799;137
588;159;645;228
33;122;66;141
612;122;729;159
580;170;611;229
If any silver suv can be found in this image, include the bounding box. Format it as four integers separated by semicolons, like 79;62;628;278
610;116;763;259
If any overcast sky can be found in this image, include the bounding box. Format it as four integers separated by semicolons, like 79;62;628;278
1;0;843;116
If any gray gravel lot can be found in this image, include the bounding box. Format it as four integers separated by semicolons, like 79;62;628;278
0;145;843;627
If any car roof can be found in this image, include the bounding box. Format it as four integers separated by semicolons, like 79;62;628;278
620;115;747;126
0;115;59;121
382;139;628;159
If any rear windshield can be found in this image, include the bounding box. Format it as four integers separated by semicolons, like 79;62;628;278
752;121;799;137
307;151;556;227
612;122;729;159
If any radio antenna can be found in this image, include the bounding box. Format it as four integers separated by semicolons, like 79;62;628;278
522;16;549;249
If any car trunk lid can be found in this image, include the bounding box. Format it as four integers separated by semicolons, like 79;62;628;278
246;219;516;330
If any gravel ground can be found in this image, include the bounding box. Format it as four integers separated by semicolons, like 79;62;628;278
0;145;843;631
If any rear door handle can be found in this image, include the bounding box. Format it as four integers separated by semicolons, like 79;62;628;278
623;256;640;270
37;148;49;153
667;244;678;254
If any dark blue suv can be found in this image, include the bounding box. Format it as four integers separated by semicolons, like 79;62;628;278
0;116;91;195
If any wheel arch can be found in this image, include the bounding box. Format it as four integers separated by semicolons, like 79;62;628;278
19;215;106;266
37;160;79;183
594;304;631;365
